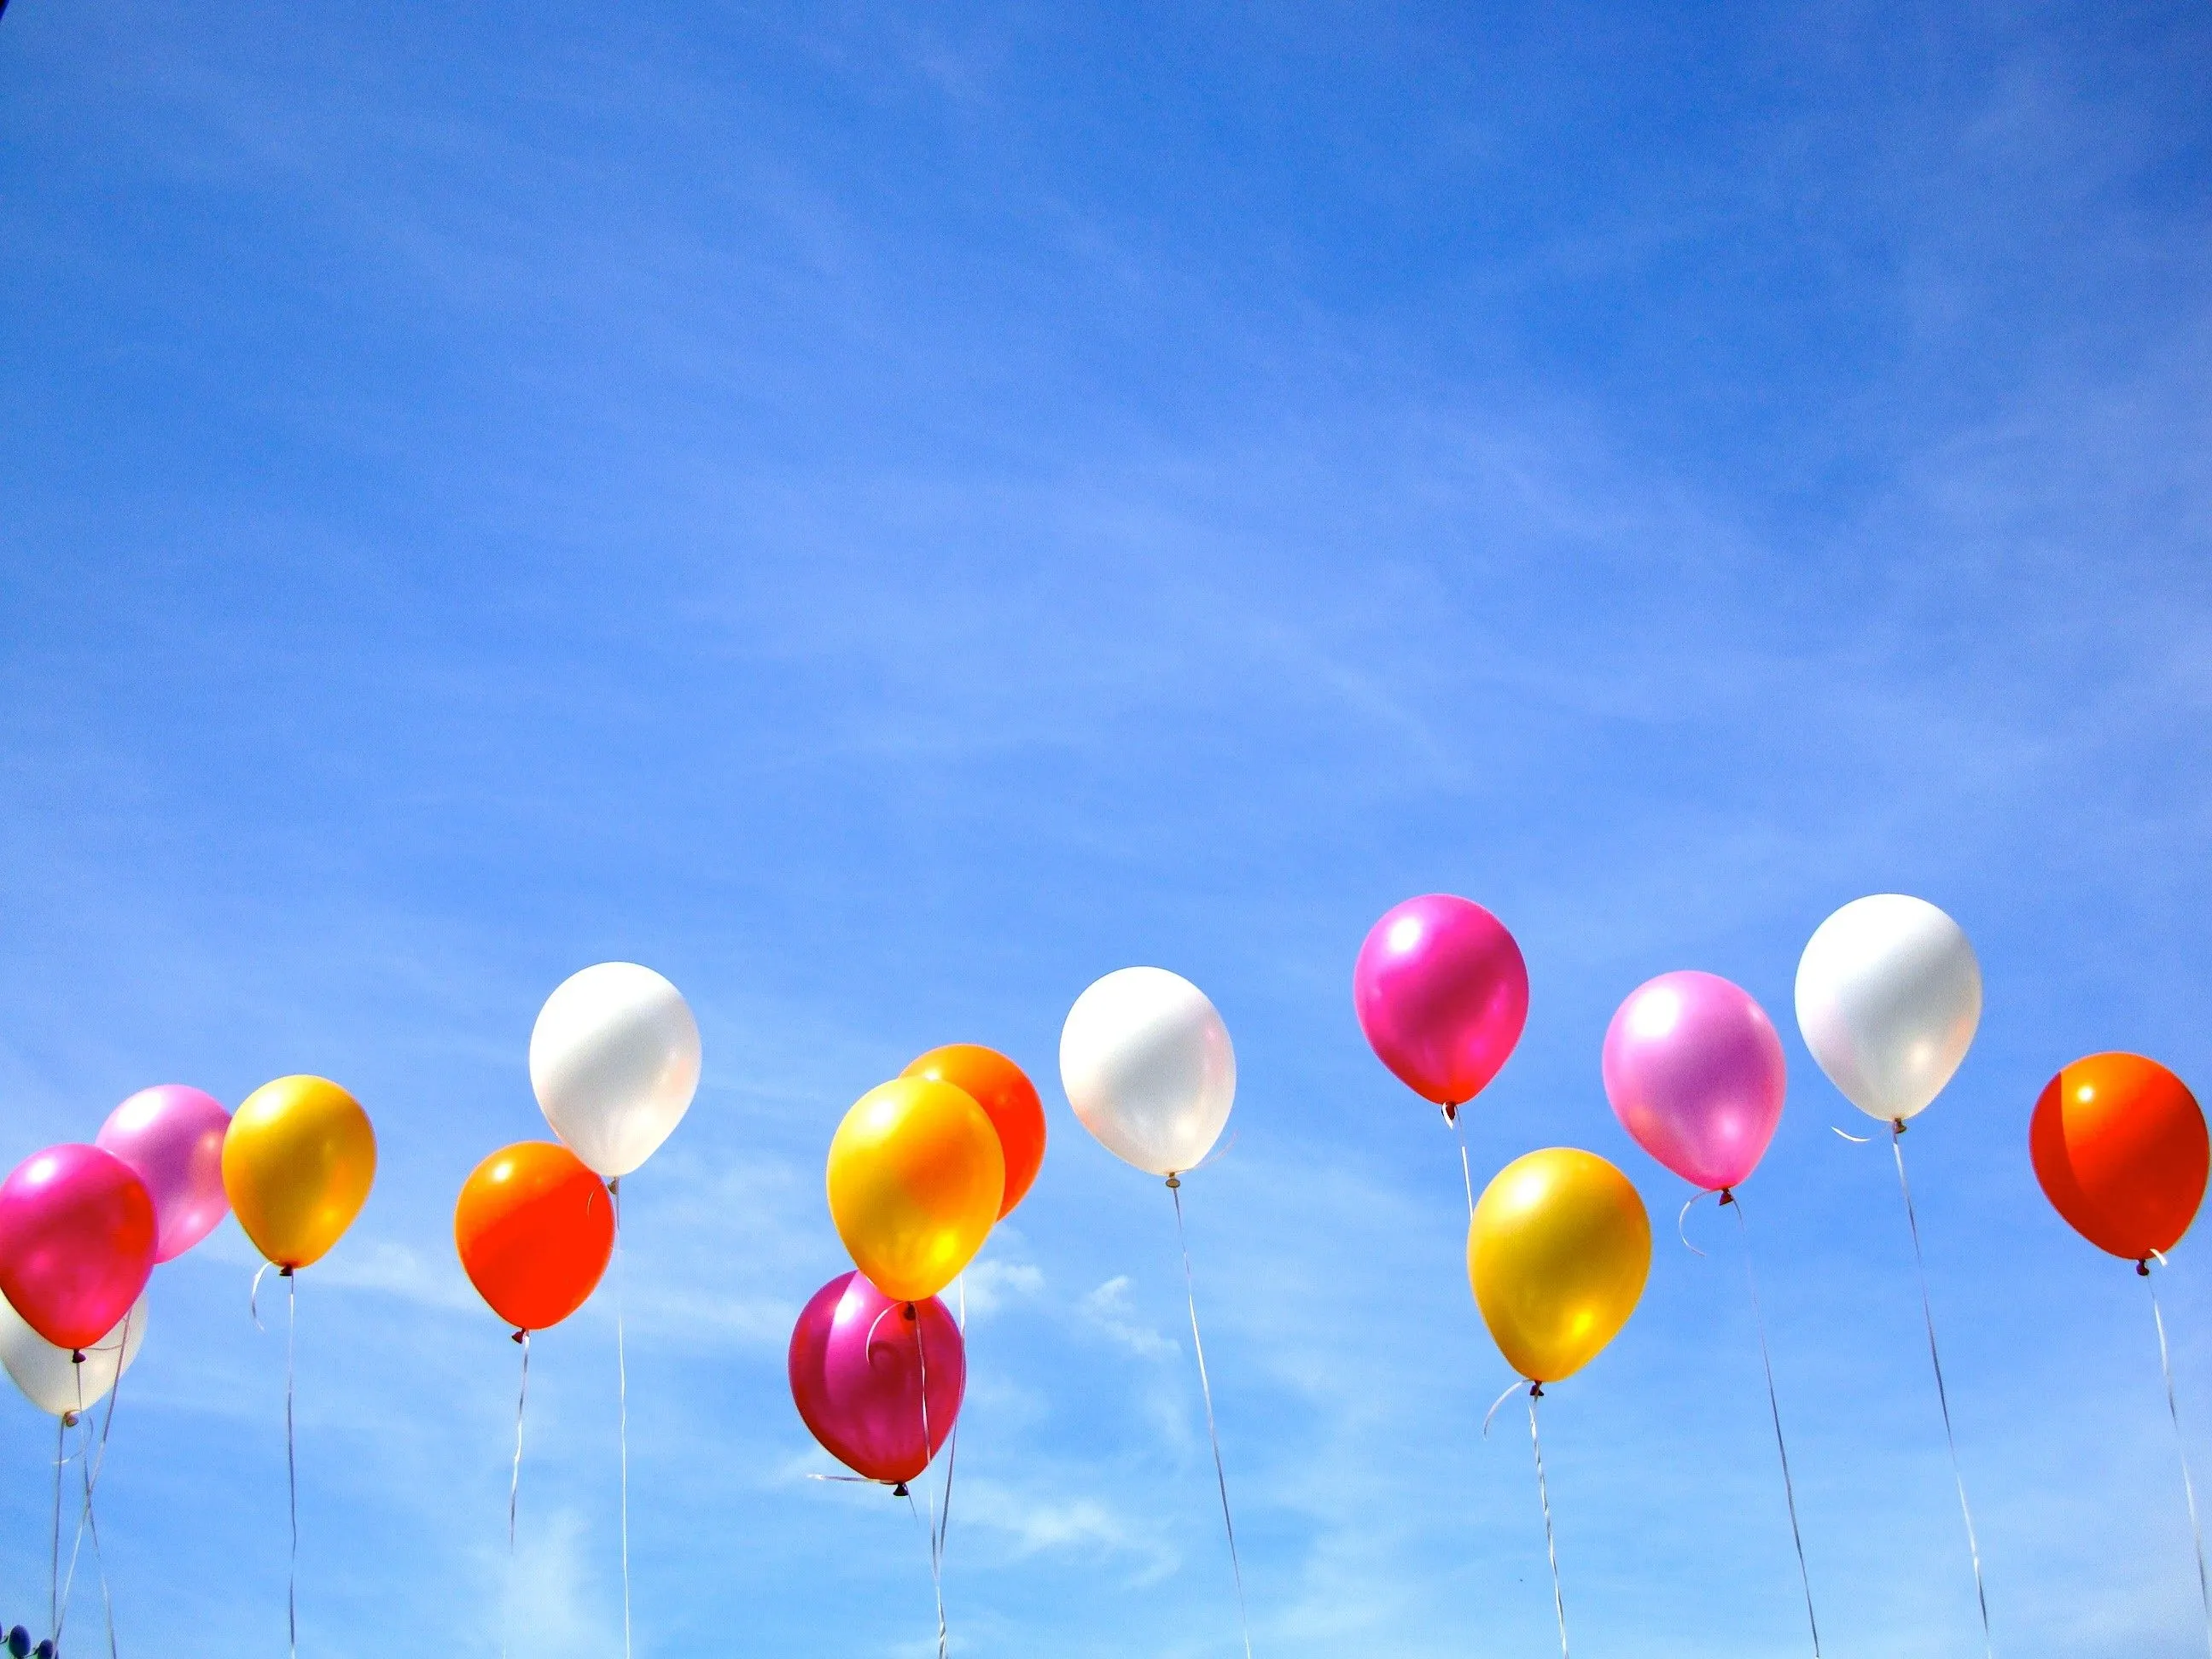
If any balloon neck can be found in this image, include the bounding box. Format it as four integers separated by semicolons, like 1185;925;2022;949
891;1481;910;1498
2139;1259;2154;1278
1164;1174;1181;1190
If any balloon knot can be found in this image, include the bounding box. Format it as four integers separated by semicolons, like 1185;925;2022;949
1718;1188;1736;1207
1528;1382;1545;1399
902;1303;917;1322
1441;1103;1458;1125
278;1265;294;1278
2140;1259;2154;1277
1164;1174;1181;1190
892;1481;910;1497
608;1176;620;1196
61;1411;78;1429
70;1350;85;1365
512;1328;528;1342
1892;1118;1907;1136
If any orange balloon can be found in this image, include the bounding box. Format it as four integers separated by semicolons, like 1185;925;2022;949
2031;1053;2208;1263
903;1045;1046;1218
454;1142;615;1332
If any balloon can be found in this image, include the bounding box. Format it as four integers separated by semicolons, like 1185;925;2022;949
1603;971;1787;1192
1796;895;1981;1123
1059;967;1236;1177
530;963;701;1179
455;1143;615;1332
1470;1148;1650;1383
222;1076;377;1270
1353;895;1529;1111
96;1085;232;1263
0;1291;146;1418
0;1146;156;1353
2031;1054;2209;1263
827;1079;1003;1302
903;1045;1046;1218
788;1270;964;1486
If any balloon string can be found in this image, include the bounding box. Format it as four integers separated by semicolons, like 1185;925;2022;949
1890;1125;1990;1656
1481;1377;1522;1440
1726;1192;1820;1656
504;1330;532;1659
56;1357;87;1643
941;1274;964;1569
95;1308;128;1659
612;1179;632;1659
60;1309;131;1656
2146;1266;2212;1656
912;1310;948;1659
49;1412;62;1644
1677;1191;1712;1258
1448;1108;1477;1229
1528;1385;1569;1659
1170;1178;1254;1659
84;1417;116;1659
286;1267;299;1659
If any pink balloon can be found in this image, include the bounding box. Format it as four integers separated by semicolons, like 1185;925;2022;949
96;1086;232;1263
1603;970;1787;1192
789;1271;963;1486
1354;894;1530;1111
0;1145;157;1352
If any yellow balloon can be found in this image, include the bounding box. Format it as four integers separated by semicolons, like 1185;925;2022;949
1469;1147;1650;1383
222;1075;378;1270
827;1078;1003;1303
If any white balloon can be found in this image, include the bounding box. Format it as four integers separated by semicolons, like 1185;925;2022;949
0;1292;147;1419
1795;894;1982;1123
1060;967;1237;1178
530;963;702;1179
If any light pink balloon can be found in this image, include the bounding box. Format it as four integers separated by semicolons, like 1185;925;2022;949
788;1271;963;1487
1354;894;1529;1111
1603;970;1786;1192
0;1145;157;1352
97;1085;232;1263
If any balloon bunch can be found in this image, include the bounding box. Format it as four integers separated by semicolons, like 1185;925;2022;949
791;1043;1045;1653
1356;885;2212;1657
459;963;701;1655
0;1074;377;1656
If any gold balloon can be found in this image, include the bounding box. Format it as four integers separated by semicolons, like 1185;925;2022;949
827;1078;1004;1303
222;1075;378;1270
1469;1147;1650;1382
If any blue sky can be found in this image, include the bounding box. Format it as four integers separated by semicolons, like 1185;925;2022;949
3;1;2210;1654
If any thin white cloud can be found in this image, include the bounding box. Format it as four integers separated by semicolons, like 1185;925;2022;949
1078;1278;1177;1361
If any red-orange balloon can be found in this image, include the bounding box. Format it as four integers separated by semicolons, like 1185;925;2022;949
455;1142;615;1332
903;1045;1046;1218
2031;1053;2209;1263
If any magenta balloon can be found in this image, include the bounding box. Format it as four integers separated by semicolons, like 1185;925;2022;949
1353;894;1530;1109
96;1086;232;1263
0;1145;158;1352
788;1271;963;1485
1603;970;1787;1192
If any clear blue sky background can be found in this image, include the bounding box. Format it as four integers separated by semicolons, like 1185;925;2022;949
3;2;2209;1655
